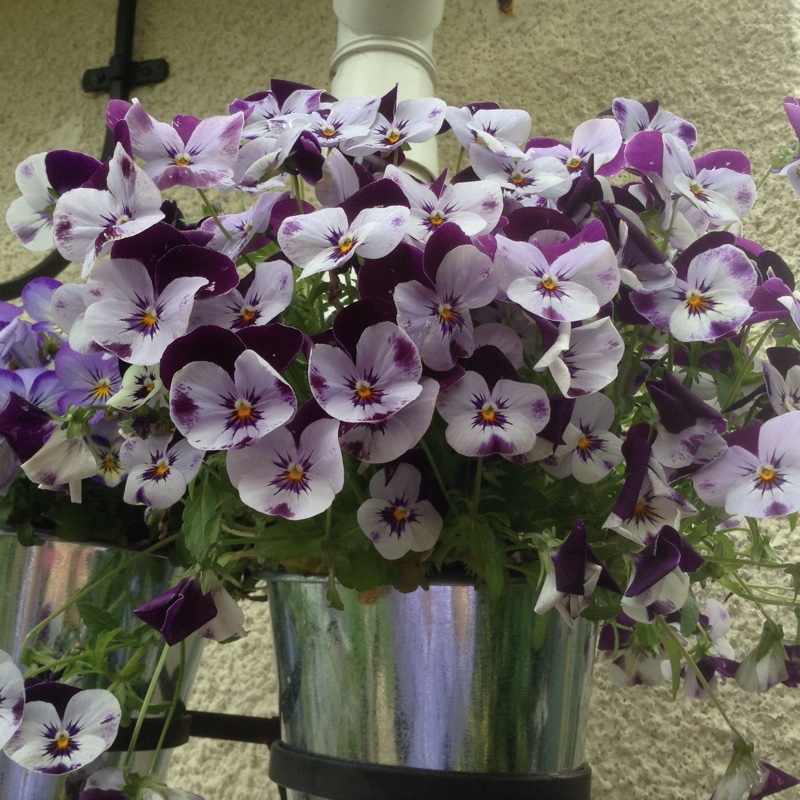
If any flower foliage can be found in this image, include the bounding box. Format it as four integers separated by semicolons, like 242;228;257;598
6;82;800;795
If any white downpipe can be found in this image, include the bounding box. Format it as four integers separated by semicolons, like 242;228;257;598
330;0;445;181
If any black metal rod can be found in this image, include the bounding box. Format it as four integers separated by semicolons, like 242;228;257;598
188;711;281;745
0;0;142;301
101;0;138;161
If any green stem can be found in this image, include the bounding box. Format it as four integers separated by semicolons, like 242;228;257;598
291;174;305;215
197;189;231;240
150;640;185;774
21;534;180;653
657;618;746;741
124;641;171;772
420;438;455;514
723;321;779;409
470;457;483;528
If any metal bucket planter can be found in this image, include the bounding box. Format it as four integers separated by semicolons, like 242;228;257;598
266;573;596;800
0;530;203;800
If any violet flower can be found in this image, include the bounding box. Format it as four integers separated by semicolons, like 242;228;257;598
0;649;24;750
123;100;245;190
621;525;704;623
693;412;800;518
53;143;164;277
357;463;443;559
226;416;344;520
133;578;218;646
534;520;620;627
4;683;120;774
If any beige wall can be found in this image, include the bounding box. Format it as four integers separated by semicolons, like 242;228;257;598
2;1;800;797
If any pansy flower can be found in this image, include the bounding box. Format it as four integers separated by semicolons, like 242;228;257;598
123;100;245;190
120;435;204;508
226;416;344;520
693;412;800;518
134;578;218;645
495;221;620;323
384;165;502;242
0;650;24;750
6;150;101;252
436;346;550;457
394;225;497;371
277;181;410;279
357;462;443;559
189;260;294;332
611;97;697;149
4;683;120;774
309;320;422;424
445;105;531;158
621;525;704;623
630;238;757;342
53;143;164;277
534;520;620;627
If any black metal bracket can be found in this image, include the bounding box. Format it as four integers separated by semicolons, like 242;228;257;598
108;710;281;752
82;56;168;94
269;741;592;800
81;0;168;100
0;0;169;301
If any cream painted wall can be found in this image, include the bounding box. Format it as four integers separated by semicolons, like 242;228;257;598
2;1;800;798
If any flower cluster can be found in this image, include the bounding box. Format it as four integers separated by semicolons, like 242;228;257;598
6;81;800;797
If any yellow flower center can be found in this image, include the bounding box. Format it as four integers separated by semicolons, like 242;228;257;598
338;235;354;256
540;275;559;292
566;155;583;171
355;381;378;403
480;404;498;423
428;210;446;227
140;308;159;329
173;153;192;167
392;507;409;523
438;304;456;323
689;180;707;200
510;171;527;186
92;380;112;400
54;731;71;752
321;124;337;138
285;464;305;483
153;461;170;478
685;290;711;313
234;398;254;423
577;435;593;452
386;128;402;144
758;465;778;486
239;307;258;326
633;500;651;522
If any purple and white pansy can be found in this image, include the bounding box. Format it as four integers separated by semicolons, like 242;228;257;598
6;81;800;794
357;463;443;559
0;650;24;751
4;682;120;775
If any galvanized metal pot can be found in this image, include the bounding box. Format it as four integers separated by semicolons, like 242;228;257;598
266;573;596;800
0;530;203;800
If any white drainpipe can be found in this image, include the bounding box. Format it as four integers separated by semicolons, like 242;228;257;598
330;0;446;181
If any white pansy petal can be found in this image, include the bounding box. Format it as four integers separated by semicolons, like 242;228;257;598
0;657;25;749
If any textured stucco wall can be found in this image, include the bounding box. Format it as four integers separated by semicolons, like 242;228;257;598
3;1;800;798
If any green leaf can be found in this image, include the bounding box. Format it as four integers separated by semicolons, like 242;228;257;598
660;629;683;700
77;602;123;635
181;472;224;560
471;518;506;600
787;564;800;600
680;593;700;638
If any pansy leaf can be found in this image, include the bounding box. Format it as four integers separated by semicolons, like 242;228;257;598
679;592;700;637
661;628;683;700
181;469;225;560
77;602;125;636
